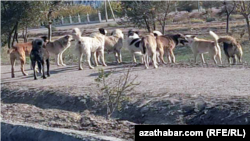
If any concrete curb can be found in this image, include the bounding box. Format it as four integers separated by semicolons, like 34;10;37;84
1;120;125;141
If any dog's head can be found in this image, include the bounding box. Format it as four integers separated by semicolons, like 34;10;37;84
72;28;82;38
63;35;73;43
185;35;197;45
99;28;107;35
111;29;124;39
41;36;48;43
174;33;188;46
32;38;44;50
153;31;163;37
128;30;139;38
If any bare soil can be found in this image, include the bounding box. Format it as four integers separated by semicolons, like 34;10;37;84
1;63;250;140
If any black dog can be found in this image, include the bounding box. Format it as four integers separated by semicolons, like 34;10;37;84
30;38;50;80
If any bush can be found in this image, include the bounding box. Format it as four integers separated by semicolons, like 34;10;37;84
206;17;216;22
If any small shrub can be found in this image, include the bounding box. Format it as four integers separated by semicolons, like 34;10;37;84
95;67;140;120
206;17;216;22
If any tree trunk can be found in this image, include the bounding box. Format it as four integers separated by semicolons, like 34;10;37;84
0;33;2;55
48;21;52;42
107;0;115;21
104;0;108;22
143;17;151;32
226;14;229;34
245;15;250;40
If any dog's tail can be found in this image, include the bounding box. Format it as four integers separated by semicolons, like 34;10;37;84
141;37;147;54
209;30;219;46
7;45;17;54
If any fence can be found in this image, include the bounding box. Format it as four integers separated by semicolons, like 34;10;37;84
52;12;102;26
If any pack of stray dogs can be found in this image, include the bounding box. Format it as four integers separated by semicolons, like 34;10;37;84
8;27;243;80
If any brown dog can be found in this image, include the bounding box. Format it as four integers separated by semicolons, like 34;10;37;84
155;33;187;64
7;42;33;78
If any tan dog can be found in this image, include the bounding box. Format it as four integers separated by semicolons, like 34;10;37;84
102;29;124;63
7;42;33;78
185;31;222;65
141;33;158;69
212;32;243;64
155;33;187;64
45;35;73;66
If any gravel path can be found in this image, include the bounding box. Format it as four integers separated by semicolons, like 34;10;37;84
1;64;250;97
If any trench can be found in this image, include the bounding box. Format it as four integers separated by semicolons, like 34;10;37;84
2;85;250;126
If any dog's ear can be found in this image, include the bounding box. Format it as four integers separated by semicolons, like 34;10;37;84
41;36;48;43
99;28;106;35
153;33;158;37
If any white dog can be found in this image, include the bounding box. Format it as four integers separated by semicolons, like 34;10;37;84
72;28;107;69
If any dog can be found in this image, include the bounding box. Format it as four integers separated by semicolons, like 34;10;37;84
185;31;222;65
7;42;33;78
126;30;145;64
154;33;187;64
141;33;158;69
71;28;107;70
43;35;73;66
211;31;243;64
101;29;124;63
30;38;50;80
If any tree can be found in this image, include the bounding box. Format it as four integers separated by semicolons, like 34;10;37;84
1;1;44;48
155;1;175;34
222;1;236;34
235;1;250;40
122;1;155;32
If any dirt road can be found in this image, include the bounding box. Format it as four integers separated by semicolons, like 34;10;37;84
1;64;250;97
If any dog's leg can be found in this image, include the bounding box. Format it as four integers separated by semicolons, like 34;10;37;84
166;50;171;63
40;60;46;79
93;52;99;67
78;53;83;70
212;55;218;65
37;61;42;74
152;52;158;69
118;50;122;63
200;54;205;64
169;49;175;64
10;55;16;78
131;52;137;63
232;55;237;65
87;51;94;69
194;53;198;64
59;52;66;66
141;55;144;64
114;51;119;63
20;55;28;76
100;50;107;67
46;59;50;77
56;54;60;66
159;49;167;65
144;54;149;69
32;61;37;80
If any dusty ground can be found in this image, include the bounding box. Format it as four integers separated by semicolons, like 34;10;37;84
1;64;250;97
2;19;250;140
1;64;250;140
